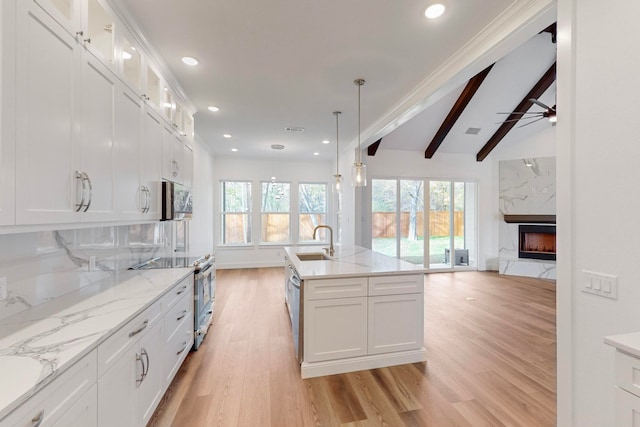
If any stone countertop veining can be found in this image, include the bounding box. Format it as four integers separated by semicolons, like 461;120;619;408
284;246;427;280
604;331;640;359
0;267;194;420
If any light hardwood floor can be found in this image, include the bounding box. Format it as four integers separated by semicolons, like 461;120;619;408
149;268;556;427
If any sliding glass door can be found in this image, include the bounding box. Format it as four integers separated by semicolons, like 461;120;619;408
371;178;476;270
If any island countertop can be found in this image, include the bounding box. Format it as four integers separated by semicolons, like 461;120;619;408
284;246;427;280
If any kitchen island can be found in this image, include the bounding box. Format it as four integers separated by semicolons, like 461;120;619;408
284;246;427;378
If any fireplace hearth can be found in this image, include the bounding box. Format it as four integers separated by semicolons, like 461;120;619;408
519;224;556;261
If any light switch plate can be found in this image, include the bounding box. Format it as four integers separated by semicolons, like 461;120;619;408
582;270;618;300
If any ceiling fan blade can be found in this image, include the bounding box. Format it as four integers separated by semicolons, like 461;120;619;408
495;116;540;124
496;111;541;115
528;98;551;110
517;116;546;128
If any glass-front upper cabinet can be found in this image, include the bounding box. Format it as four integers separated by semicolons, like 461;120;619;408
120;36;141;91
33;0;80;36
162;88;174;122
174;102;184;132
85;0;115;63
184;113;194;140
145;65;161;109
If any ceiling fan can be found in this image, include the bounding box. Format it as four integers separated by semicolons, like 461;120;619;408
497;98;557;127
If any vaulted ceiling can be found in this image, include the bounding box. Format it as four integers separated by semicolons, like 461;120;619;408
112;0;556;161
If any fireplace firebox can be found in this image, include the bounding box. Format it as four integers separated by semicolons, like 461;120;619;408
519;224;556;261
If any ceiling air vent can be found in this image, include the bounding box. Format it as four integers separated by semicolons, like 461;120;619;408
284;127;305;133
465;127;481;135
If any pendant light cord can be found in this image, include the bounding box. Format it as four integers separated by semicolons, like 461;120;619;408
357;81;361;163
335;111;340;173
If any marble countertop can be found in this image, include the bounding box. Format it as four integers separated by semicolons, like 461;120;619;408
0;267;193;420
284;246;427;279
604;332;640;358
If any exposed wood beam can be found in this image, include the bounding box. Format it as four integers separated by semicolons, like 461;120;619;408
476;62;556;162
424;64;494;159
367;138;382;156
541;22;557;43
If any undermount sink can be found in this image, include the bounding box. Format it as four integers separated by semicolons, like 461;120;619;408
297;252;330;261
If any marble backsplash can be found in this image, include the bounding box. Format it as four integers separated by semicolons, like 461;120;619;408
499;157;556;279
0;223;174;321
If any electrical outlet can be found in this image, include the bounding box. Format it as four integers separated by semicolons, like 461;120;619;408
89;256;96;271
582;270;618;300
0;277;7;300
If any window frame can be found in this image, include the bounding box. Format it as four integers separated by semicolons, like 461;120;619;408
260;180;292;245
220;180;253;246
298;182;328;243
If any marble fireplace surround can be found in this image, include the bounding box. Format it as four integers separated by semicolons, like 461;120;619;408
499;157;556;279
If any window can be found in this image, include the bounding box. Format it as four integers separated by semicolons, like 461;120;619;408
221;181;252;244
261;182;290;243
299;183;327;242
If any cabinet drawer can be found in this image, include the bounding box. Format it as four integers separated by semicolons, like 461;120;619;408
165;291;193;342
304;277;368;301
615;386;640;427
165;313;194;386
368;274;423;296
162;276;193;310
97;301;162;378
0;350;97;427
616;351;640;398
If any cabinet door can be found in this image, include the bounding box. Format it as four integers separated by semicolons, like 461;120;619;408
33;0;81;37
304;297;367;362
137;319;164;426
182;144;193;189
140;108;163;219
161;123;175;181
114;85;143;220
0;0;15;226
97;346;136;427
51;384;97;427
79;53;116;222
368;293;424;355
15;2;81;224
172;133;184;184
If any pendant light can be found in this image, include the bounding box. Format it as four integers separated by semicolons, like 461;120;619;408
352;79;366;187
333;111;342;193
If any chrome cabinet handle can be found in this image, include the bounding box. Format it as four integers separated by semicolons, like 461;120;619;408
75;30;84;37
128;319;149;337
176;310;187;321
176;285;187;295
142;348;150;379
81;172;92;212
137;186;144;213
136;351;145;385
31;410;45;427
177;341;187;355
84;37;91;43
175;161;180;177
172;160;179;177
144;186;151;213
75;171;86;212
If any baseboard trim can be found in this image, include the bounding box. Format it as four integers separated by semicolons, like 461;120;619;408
300;348;427;379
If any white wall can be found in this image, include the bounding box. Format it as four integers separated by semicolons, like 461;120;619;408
188;138;215;254
213;156;333;268
559;0;640;425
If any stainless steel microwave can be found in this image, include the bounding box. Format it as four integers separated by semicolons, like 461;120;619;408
161;181;193;220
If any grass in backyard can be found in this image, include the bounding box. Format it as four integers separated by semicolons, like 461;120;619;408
372;236;464;265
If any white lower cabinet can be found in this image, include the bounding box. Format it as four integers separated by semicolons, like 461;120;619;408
0;350;97;427
368;293;423;355
614;350;640;427
302;274;424;365
304;297;367;362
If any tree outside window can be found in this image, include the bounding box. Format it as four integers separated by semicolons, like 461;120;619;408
299;183;327;241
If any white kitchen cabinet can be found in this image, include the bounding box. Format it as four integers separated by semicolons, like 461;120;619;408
0;350;97;427
15;2;118;225
368;293;424;355
162;123;185;184
182;143;194;189
0;0;15;226
97;318;163;427
304;296;367;363
612;350;640;427
15;2;81;224
114;84;161;221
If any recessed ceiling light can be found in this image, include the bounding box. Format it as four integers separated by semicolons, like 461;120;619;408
322;140;330;145
208;106;220;112
425;3;445;19
122;51;132;60
181;56;199;66
223;134;232;139
231;148;238;152
313;152;320;156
